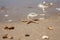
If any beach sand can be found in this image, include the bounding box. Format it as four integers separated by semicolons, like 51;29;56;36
0;15;60;40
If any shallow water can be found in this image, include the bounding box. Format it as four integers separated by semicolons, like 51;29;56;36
0;0;60;22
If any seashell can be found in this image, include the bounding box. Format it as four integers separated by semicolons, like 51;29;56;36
42;35;49;39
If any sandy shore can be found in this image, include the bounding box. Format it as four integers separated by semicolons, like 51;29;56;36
0;15;60;40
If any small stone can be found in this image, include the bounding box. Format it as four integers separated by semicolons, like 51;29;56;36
2;34;8;39
25;34;30;37
42;35;49;39
9;27;14;30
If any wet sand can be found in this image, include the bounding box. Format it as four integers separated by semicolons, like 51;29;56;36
0;15;60;40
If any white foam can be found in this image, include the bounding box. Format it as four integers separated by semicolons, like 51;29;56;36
4;14;9;17
8;19;13;22
56;8;60;11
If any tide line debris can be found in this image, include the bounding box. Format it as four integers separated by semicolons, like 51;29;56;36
21;19;39;24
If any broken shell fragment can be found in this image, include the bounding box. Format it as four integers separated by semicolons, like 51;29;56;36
42;35;49;39
48;26;53;30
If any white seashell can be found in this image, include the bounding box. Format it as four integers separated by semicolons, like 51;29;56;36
27;12;38;20
42;35;49;39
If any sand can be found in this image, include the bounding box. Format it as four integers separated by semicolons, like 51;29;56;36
0;15;60;40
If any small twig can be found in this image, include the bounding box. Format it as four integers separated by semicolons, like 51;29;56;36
27;21;39;24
